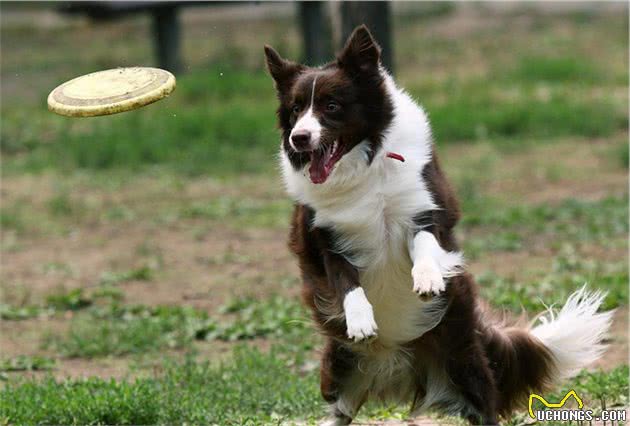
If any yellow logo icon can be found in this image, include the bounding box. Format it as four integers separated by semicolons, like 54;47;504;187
528;390;584;419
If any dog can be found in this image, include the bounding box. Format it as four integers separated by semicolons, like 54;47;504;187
264;25;613;425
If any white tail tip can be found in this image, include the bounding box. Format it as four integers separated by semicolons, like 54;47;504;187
531;286;614;380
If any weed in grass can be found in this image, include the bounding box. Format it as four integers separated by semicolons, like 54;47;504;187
1;286;122;321
101;205;136;222
0;304;50;321
0;210;23;233
45;288;93;311
98;265;153;286
199;295;311;344
90;286;124;302
46;296;311;358
47;193;76;217
0;356;55;372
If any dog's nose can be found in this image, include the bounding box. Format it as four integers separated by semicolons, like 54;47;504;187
291;130;311;151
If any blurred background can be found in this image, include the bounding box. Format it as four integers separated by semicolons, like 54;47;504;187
1;2;628;424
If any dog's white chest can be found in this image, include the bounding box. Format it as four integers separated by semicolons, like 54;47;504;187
313;183;446;345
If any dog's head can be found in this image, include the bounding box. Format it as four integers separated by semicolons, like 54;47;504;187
265;25;393;184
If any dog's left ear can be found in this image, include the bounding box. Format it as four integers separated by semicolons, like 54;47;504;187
338;25;381;75
264;45;302;93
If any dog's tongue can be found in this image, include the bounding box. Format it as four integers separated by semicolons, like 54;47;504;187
309;145;334;184
309;149;331;184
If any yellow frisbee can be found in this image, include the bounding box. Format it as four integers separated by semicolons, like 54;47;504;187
47;67;176;117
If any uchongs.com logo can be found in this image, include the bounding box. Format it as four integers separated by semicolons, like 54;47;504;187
528;390;627;423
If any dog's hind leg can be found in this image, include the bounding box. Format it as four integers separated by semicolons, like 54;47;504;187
438;275;499;425
319;340;369;426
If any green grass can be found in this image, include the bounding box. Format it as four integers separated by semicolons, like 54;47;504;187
2;349;626;426
44;296;310;358
510;55;600;83
0;355;56;373
0;304;50;320
3;61;628;177
427;93;626;143
479;255;628;312
0;346;322;426
181;196;292;229
46;288;93;311
98;265;153;286
463;195;628;241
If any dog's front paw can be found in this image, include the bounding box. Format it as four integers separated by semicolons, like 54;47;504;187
346;307;378;342
343;288;378;342
412;257;445;299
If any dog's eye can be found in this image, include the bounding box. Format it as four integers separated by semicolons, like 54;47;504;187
326;101;340;113
291;105;301;114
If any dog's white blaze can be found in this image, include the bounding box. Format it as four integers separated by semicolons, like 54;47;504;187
290;76;322;148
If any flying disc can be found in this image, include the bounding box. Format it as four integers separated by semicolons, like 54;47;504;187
47;67;176;117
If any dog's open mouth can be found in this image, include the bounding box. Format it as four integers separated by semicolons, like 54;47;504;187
308;140;345;184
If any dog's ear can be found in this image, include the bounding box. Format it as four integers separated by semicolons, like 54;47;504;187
264;45;302;93
338;25;381;75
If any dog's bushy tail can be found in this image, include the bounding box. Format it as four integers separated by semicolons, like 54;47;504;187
481;286;613;416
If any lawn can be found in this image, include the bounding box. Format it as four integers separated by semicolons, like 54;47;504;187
0;3;628;425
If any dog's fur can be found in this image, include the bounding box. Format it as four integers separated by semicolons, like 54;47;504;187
264;26;613;425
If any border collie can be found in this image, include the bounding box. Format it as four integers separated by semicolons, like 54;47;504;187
264;25;612;425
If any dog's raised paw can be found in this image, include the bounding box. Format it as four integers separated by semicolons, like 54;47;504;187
346;311;378;341
412;257;445;299
345;305;378;342
343;287;378;342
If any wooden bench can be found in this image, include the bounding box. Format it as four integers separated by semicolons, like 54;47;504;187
60;1;392;74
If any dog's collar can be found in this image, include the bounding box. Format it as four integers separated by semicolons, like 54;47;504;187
386;152;405;162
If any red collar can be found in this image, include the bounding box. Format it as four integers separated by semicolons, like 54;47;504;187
386;152;405;162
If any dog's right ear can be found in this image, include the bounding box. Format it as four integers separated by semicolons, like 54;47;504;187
264;45;302;93
338;25;381;76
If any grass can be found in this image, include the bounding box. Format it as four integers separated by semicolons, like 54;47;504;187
462;195;628;240
43;296;310;358
2;49;628;176
0;347;322;426
0;355;56;373
98;266;153;286
479;259;628;312
3;69;626;175
2;352;626;426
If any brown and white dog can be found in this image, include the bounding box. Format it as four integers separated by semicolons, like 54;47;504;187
264;25;612;425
